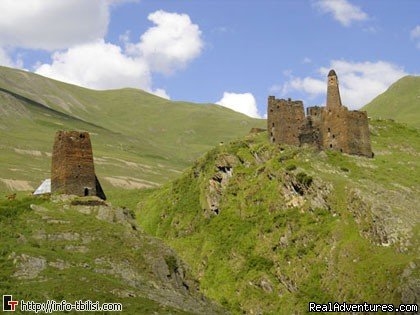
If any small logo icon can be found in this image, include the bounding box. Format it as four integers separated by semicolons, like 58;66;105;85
3;295;19;312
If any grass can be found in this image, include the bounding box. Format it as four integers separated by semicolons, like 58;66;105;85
0;195;219;314
137;120;419;314
363;75;420;128
0;65;264;193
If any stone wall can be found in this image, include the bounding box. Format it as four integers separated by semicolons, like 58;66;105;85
320;106;349;153
51;131;106;199
268;97;305;146
345;110;373;157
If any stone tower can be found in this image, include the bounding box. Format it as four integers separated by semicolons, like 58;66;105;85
51;130;106;199
326;69;342;109
267;69;373;158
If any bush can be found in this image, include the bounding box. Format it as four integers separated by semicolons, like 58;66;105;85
340;167;349;172
286;164;297;171
164;255;178;274
296;172;313;187
246;255;274;271
0;197;42;223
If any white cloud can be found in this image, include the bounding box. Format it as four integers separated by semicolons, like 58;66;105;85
0;48;23;68
282;77;325;98
279;60;407;109
302;57;312;64
0;0;118;50
152;88;170;99
36;40;151;90
410;25;420;49
34;10;203;94
126;10;203;75
411;25;420;38
314;0;368;26
216;92;260;118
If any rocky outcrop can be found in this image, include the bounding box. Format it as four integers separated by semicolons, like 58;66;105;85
7;196;226;314
205;154;238;217
9;253;46;279
400;262;420;306
346;188;416;251
282;171;332;212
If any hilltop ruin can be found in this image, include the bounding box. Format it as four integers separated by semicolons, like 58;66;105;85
51;130;106;199
267;70;373;157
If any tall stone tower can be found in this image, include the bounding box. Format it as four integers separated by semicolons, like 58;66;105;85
326;69;342;109
51;130;106;199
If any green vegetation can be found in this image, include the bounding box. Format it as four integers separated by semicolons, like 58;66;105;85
296;172;313;187
363;75;420;128
137;120;419;314
165;255;179;274
285;163;297;171
1;65;419;315
0;65;264;192
0;195;224;314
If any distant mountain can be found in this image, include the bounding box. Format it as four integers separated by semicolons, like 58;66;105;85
0;66;264;192
138;120;420;313
363;75;420;128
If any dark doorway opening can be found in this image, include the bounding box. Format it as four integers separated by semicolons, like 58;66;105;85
84;188;89;196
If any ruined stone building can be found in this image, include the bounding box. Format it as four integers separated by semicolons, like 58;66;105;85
267;70;373;157
51;130;106;199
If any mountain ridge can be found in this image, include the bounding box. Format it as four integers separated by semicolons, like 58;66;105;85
362;75;420;128
0;66;264;192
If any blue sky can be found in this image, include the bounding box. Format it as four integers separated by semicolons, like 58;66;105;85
0;0;419;117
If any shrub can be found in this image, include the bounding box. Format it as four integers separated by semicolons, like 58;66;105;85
0;197;42;223
286;164;297;171
164;255;178;274
296;172;313;187
246;255;274;271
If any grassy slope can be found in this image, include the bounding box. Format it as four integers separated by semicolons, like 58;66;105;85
363;75;420;128
0;195;225;314
137;120;419;314
0;66;264;192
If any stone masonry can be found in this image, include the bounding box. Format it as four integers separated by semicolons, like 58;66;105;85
268;70;373;157
51;130;106;199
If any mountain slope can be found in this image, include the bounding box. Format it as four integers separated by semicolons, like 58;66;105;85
0;195;225;314
137;120;420;314
0;66;264;192
363;75;420;128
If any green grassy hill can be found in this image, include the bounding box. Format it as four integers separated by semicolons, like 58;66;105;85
0;194;226;314
137;120;420;313
0;66;264;192
363;75;420;128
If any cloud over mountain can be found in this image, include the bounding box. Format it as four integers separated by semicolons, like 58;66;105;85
34;9;203;96
216;92;260;118
0;2;202;97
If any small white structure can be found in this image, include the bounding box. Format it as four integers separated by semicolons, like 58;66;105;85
33;179;51;195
